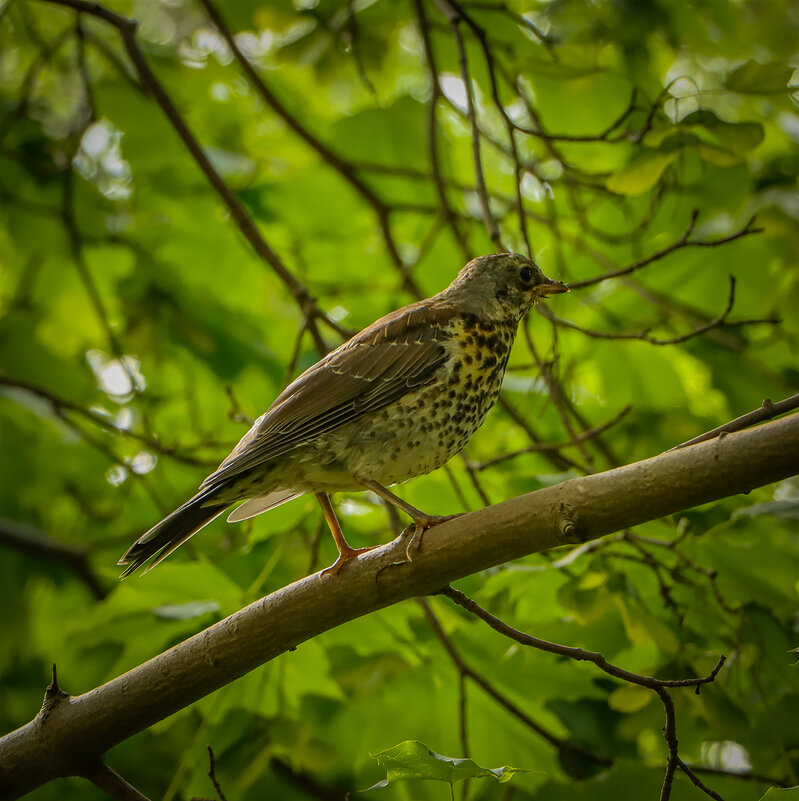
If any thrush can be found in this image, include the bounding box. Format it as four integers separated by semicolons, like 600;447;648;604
119;253;568;577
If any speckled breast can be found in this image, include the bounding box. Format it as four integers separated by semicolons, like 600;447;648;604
338;313;519;486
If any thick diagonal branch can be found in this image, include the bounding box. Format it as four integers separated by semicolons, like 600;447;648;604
1;414;798;797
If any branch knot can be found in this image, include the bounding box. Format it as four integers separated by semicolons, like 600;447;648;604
555;502;582;544
37;664;70;726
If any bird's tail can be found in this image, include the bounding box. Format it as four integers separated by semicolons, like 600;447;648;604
118;491;229;578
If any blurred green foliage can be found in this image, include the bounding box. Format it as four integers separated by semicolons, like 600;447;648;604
0;0;798;799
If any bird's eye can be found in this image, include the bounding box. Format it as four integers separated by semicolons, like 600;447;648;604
519;266;533;283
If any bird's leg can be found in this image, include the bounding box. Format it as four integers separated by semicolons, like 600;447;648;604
354;477;462;559
316;492;378;577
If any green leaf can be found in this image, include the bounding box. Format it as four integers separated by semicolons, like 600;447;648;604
606;150;677;195
696;144;740;167
725;60;795;94
366;740;531;790
608;684;652;714
680;109;765;152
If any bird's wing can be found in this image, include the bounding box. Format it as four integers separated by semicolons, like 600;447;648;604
200;299;457;489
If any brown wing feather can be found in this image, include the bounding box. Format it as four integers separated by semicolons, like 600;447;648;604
200;299;456;489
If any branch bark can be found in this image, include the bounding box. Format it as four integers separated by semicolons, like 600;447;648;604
2;413;799;798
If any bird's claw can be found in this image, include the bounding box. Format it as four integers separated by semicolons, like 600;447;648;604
320;544;379;578
402;513;463;562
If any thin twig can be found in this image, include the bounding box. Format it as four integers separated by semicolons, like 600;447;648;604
414;0;472;260
205;746;228;801
441;587;725;690
474;406;631;470
570;212;762;289
522;321;595;469
677;760;727;801
0;519;108;600
670;393;799;450
445;1;539;253
0;375;219;467
434;0;504;250
461;1;557;47
39;0;342;352
686;763;791;789
83;764;153;801
418;599;609;768
547;276;754;345
198;0;416;294
441;587;728;801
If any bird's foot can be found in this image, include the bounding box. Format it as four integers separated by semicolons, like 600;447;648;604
321;544;380;578
404;513;463;561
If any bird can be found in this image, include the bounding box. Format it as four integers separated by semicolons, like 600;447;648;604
118;253;568;577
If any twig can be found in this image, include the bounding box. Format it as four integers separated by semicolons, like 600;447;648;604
83;764;153;801
39;0;342;352
547;276;750;345
414;0;472;260
0;519;108;600
204;746;228;801
676;760;727;801
474;406;631;470
497;396;587;473
441;587;725;690
0;25;73;142
522;321;596;469
670;393;799;450
445;1;532;253
342;0;376;96
62;170;142;394
0;375;219;467
441;587;727;801
569;212;762;289
461;1;557;47
418;599;610;769
434;0;504;250
686;763;791;788
197;0;415;294
656;687;680;801
513;87;639;143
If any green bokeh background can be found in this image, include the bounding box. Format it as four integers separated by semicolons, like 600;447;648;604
1;1;798;799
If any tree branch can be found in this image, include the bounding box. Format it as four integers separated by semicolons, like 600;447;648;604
670;392;799;450
82;764;152;801
418;599;610;767
435;0;504;250
0;375;219;468
197;0;414;291
1;414;798;797
38;0;343;351
473;405;631;470
544;276;749;346
569;212;762;290
439;588;727;801
0;519;108;601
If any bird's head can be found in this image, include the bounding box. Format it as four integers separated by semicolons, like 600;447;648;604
444;253;569;319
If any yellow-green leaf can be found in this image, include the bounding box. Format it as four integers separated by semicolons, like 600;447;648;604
606;151;677;195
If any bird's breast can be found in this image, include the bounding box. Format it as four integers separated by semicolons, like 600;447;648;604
324;314;519;486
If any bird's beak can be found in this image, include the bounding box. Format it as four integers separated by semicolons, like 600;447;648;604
537;279;570;296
